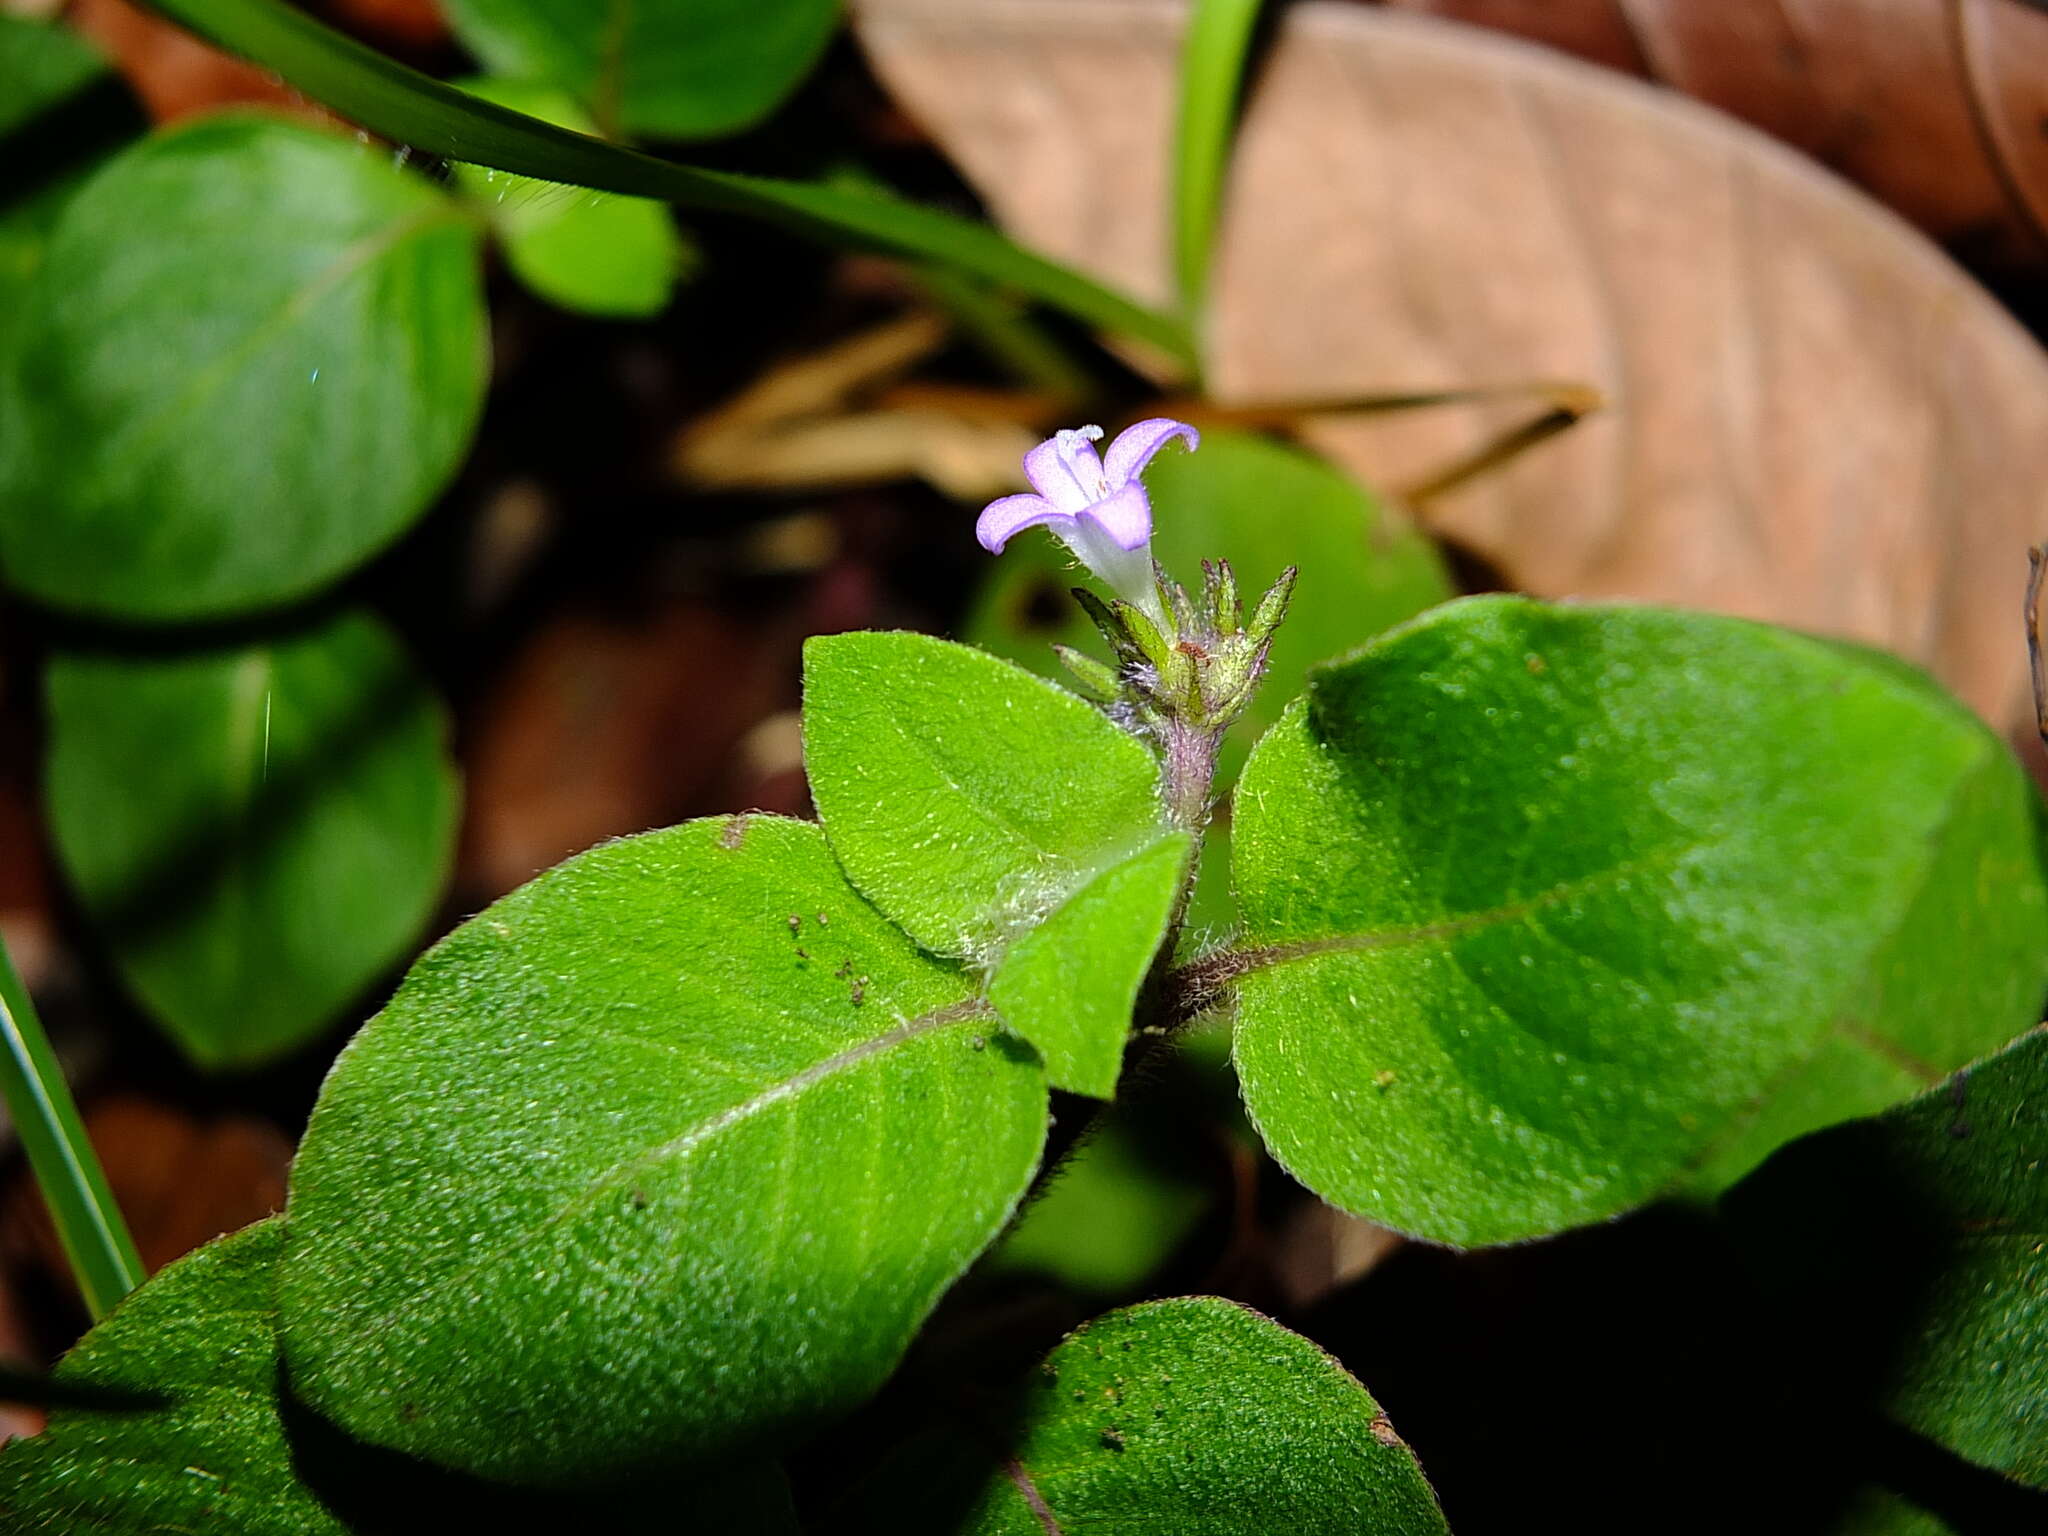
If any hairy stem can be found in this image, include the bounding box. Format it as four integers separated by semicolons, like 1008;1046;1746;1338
1160;716;1221;835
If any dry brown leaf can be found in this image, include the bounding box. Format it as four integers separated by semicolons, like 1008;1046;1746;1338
1373;0;2048;274
671;314;1042;503
855;0;2048;749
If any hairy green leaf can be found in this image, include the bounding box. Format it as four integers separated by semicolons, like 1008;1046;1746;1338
1724;1030;2048;1489
0;114;487;620
840;1296;1448;1534
280;816;1047;1487
0;1219;803;1532
1230;596;2048;1245
803;631;1167;958
987;831;1189;1098
0;1221;349;1535
46;610;459;1070
444;0;836;140
453;78;690;317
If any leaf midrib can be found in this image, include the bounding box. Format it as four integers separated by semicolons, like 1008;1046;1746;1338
1216;841;1701;984
336;995;993;1342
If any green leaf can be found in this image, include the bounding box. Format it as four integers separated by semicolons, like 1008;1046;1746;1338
1723;1030;2048;1489
0;14;109;138
444;0;836;140
279;815;1048;1488
0;21;137;375
46;609;460;1070
0;1219;803;1532
453;77;691;317
987;831;1189;1098
1834;1489;1957;1536
133;0;1190;364
1229;596;2048;1246
0;113;487;621
990;1110;1212;1294
0;1221;350;1535
839;1296;1448;1534
802;631;1169;958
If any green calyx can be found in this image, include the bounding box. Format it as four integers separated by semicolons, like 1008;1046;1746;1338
1072;558;1297;740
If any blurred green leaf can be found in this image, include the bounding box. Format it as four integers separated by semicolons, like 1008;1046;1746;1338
992;1112;1211;1294
1835;1489;1957;1535
0;1222;349;1534
840;1296;1448;1534
1230;596;2048;1245
0;114;488;621
280;817;1047;1487
987;832;1189;1098
0;18;137;372
0;14;108;138
46;609;459;1070
802;631;1168;959
453;77;691;317
443;0;837;140
132;0;1191;362
1723;1030;2048;1490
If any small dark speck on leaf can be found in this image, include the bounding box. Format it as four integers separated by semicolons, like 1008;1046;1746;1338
817;912;830;926
1072;1389;1086;1402
787;915;802;935
630;1189;649;1210
1525;653;1547;675
971;1036;986;1051
400;1402;421;1422
720;815;748;849
1100;1427;1125;1452
794;947;810;961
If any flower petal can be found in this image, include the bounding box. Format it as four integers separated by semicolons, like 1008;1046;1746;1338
1024;425;1107;514
1076;481;1153;551
976;493;1071;553
1103;417;1200;488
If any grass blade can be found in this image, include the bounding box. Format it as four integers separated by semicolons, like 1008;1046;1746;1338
0;935;142;1319
140;0;1194;364
1172;0;1264;328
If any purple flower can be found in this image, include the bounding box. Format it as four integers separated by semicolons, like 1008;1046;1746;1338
977;418;1200;617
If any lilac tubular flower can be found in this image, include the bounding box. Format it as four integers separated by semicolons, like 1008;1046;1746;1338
977;418;1200;619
